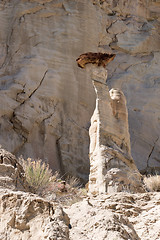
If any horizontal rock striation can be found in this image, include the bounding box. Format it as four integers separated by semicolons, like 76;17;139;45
0;147;32;192
0;0;101;180
94;0;160;175
0;0;160;180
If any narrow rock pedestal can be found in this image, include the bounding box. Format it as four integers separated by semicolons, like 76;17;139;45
88;67;145;195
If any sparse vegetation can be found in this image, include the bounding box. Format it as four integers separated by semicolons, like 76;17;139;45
144;174;160;192
20;156;87;205
42;174;87;206
21;157;52;193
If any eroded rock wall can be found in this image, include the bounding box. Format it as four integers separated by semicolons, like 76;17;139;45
0;0;160;180
93;0;160;174
0;146;32;192
0;0;103;180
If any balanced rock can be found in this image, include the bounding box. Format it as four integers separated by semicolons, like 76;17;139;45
88;67;144;195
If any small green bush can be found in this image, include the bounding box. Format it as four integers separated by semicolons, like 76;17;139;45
19;156;87;205
23;158;52;193
144;174;160;192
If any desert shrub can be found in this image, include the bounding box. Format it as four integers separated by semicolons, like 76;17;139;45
144;174;160;192
42;174;87;205
19;156;87;204
22;158;52;193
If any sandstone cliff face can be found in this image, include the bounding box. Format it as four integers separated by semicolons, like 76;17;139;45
0;0;160;179
94;0;160;174
0;0;101;180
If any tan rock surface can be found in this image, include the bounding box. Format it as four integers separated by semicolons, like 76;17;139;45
67;192;160;240
0;189;70;240
0;147;159;240
94;0;160;175
0;147;32;192
0;147;70;240
0;0;160;179
0;0;101;180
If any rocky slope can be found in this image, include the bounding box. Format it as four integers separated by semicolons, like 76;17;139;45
66;192;160;240
1;146;160;240
0;147;32;192
0;0;160;180
0;147;70;240
0;189;70;240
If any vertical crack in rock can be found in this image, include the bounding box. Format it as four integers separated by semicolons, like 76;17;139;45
56;136;65;176
1;0;160;182
1;0;19;68
28;69;48;99
11;69;48;115
42;102;65;175
10;70;48;151
1;26;14;68
147;136;159;168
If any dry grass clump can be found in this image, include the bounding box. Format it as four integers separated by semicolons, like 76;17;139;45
20;157;52;194
144;175;160;192
19;156;87;205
